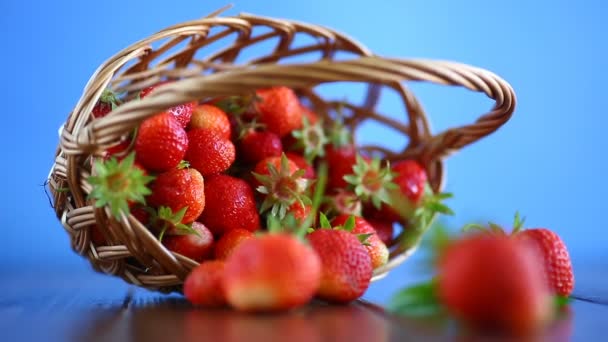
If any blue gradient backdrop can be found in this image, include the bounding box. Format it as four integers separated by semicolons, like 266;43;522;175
1;0;606;303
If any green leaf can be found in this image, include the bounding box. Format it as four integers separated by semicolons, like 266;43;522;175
512;211;526;233
177;160;190;169
343;215;356;232
319;213;332;229
357;233;373;245
174;223;200;237
388;281;443;318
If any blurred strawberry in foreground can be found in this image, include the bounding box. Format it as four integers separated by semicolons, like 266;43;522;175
214;228;254;260
184;260;227;307
223;233;321;312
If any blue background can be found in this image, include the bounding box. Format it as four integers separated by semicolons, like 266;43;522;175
1;0;606;303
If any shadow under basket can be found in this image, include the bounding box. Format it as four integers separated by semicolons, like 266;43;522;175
47;10;516;293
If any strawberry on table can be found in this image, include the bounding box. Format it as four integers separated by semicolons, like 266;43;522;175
223;233;321;312
184;260;227;307
198;174;260;236
189;104;232;139
148;166;205;224
308;223;373;304
510;215;574;297
255;86;303;137
185;128;235;176
163;221;214;262
135;113;189;172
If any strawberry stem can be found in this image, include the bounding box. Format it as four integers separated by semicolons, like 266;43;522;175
295;162;328;239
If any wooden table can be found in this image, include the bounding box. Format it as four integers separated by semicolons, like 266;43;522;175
1;264;606;341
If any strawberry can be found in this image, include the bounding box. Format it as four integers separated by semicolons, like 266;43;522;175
252;154;310;219
510;216;574;297
255;86;303;137
184;260;227;307
287;202;312;225
239;130;283;164
289;114;328;162
322;190;362;217
88;152;155;220
285;152;315;179
326;143;357;190
198;174;260;236
185;128;235;176
437;233;552;336
92;89;120;119
163;221;214;262
148;166;205;224
223;233;321;312
308;228;373;303
189;104;231;140
343;155;397;210
332;214;389;270
140;81;195;128
300;104;319;125
134;112;189;172
367;218;394;246
214;228;254;260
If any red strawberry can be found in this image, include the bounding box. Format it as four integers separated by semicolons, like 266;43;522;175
185;128;235;176
287;202;312;225
300;105;319;125
322;190;362;217
285;152;315;179
163;222;214;262
92;89;119;118
214;228;254;260
437;233;552;336
140;82;195;128
366;218;394;246
326;144;357;190
198;174;260;236
252;154;310;219
184;260;227;307
148;167;205;224
239;130;283;164
134;112;189;172
392;159;428;204
223;233;321;312
288;112;328;162
332;215;389;270
189;104;231;139
308;228;373;303
255;86;303;137
513;227;574;297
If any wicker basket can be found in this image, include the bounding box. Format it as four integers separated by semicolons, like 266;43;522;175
48;9;515;292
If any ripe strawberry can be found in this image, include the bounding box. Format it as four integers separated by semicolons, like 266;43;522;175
285;152;315;179
513;226;574;297
289;114;328;162
392;159;428;204
332;214;389;270
437;233;552;335
367;218;394;246
185;128;235;176
308;228;373;303
239;130;283;164
223;233;321;312
287;202;312;225
252;154;310;219
134;112;189;172
322;190;362;217
343;155;397;210
255;86;303;137
300;105;319;125
214;228;254;260
148;167;205;224
163;222;214;262
189;104;231;139
140;81;195;128
198;174;260;235
92;89;119;118
184;260;226;307
326;143;357;190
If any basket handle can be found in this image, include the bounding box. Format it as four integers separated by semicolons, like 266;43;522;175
68;56;515;157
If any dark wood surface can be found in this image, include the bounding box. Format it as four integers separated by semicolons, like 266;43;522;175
0;265;606;342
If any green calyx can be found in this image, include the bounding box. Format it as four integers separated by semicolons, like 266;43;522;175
291;116;329;162
315;213;370;245
88;152;155;220
253;154;312;220
328;110;352;148
100;88;121;110
343;155;398;209
388;279;445;319
152;206;199;242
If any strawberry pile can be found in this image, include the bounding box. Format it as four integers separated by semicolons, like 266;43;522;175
88;83;451;311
